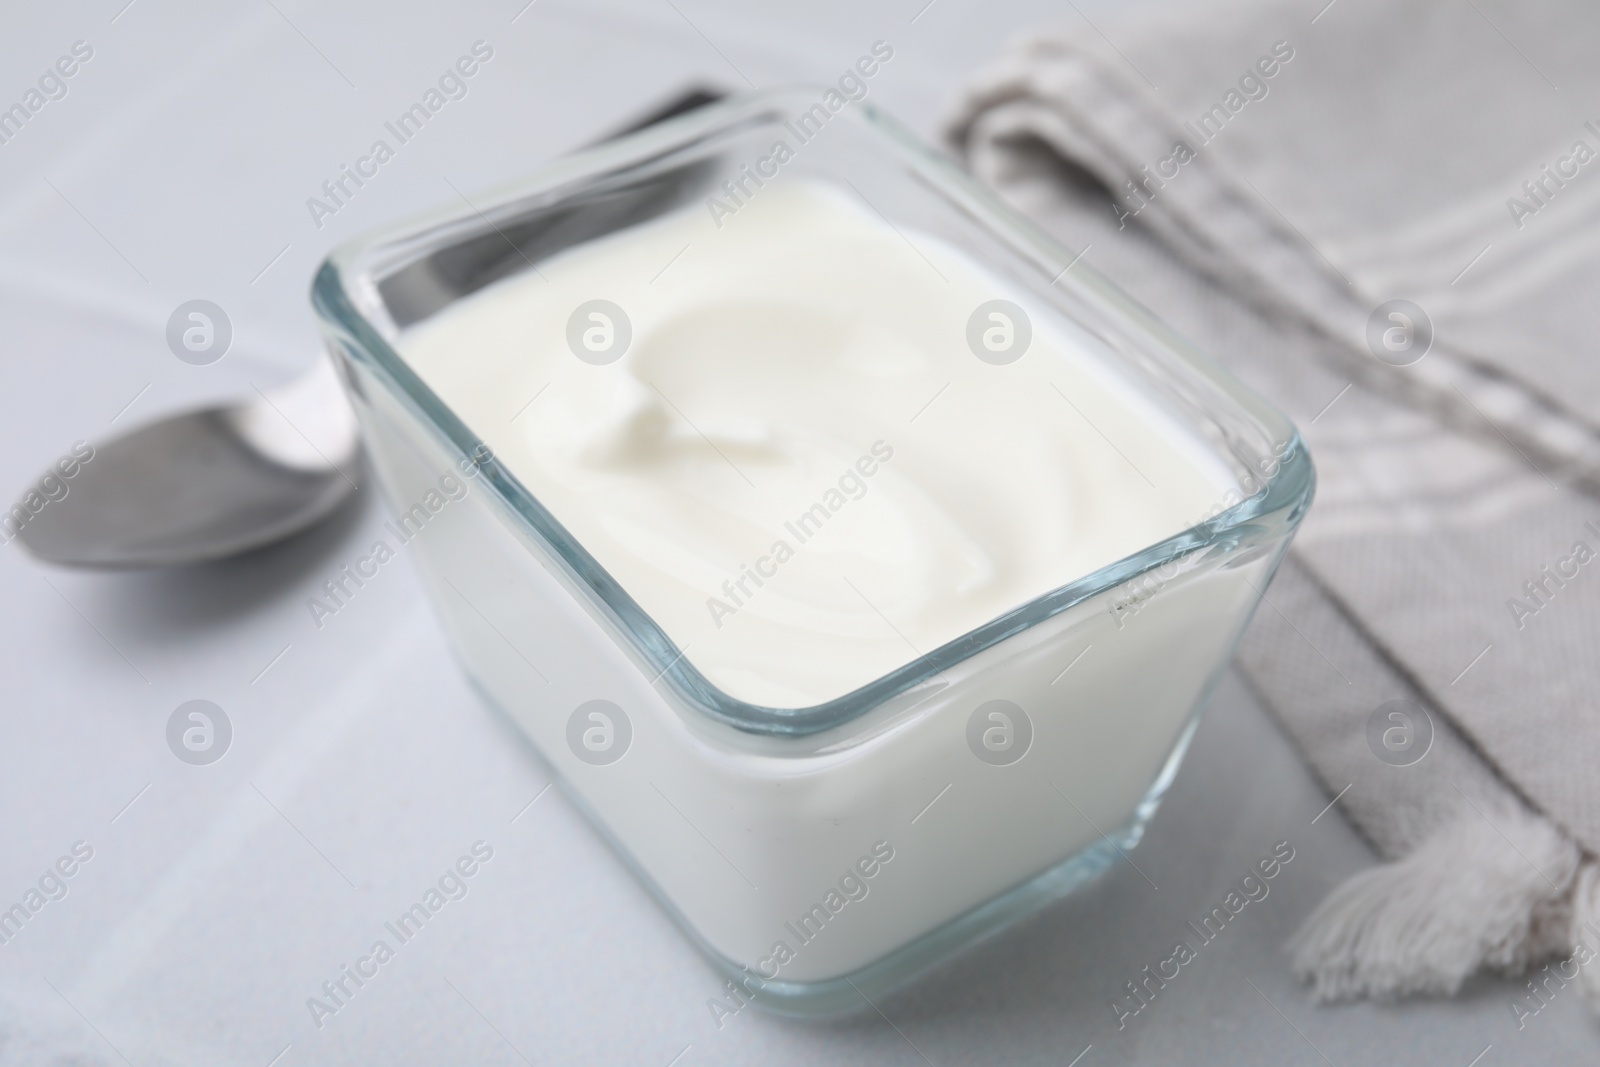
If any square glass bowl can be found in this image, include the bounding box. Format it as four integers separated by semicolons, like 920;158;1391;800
311;88;1313;1016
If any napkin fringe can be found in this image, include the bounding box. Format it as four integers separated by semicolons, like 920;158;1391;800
1288;804;1587;1004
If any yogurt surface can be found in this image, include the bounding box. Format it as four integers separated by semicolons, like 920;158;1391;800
399;179;1232;708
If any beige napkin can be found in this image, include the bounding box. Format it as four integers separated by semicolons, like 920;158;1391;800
947;0;1600;1013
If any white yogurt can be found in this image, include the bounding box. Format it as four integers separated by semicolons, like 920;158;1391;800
401;180;1232;708
359;175;1278;991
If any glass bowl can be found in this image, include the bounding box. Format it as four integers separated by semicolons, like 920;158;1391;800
311;87;1313;1017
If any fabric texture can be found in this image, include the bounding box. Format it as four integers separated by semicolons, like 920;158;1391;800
946;0;1600;1006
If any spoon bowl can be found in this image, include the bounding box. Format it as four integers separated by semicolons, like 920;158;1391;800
15;358;360;568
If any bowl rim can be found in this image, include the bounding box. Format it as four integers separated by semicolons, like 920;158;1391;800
311;87;1315;737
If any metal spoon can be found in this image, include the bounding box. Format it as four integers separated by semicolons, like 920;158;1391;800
12;86;727;570
13;357;361;568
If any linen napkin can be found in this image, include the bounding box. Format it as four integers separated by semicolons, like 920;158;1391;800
947;0;1600;1012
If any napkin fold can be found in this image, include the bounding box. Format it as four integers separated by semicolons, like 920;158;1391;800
947;0;1600;1011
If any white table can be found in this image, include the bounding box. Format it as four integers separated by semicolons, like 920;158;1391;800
0;2;1587;1062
